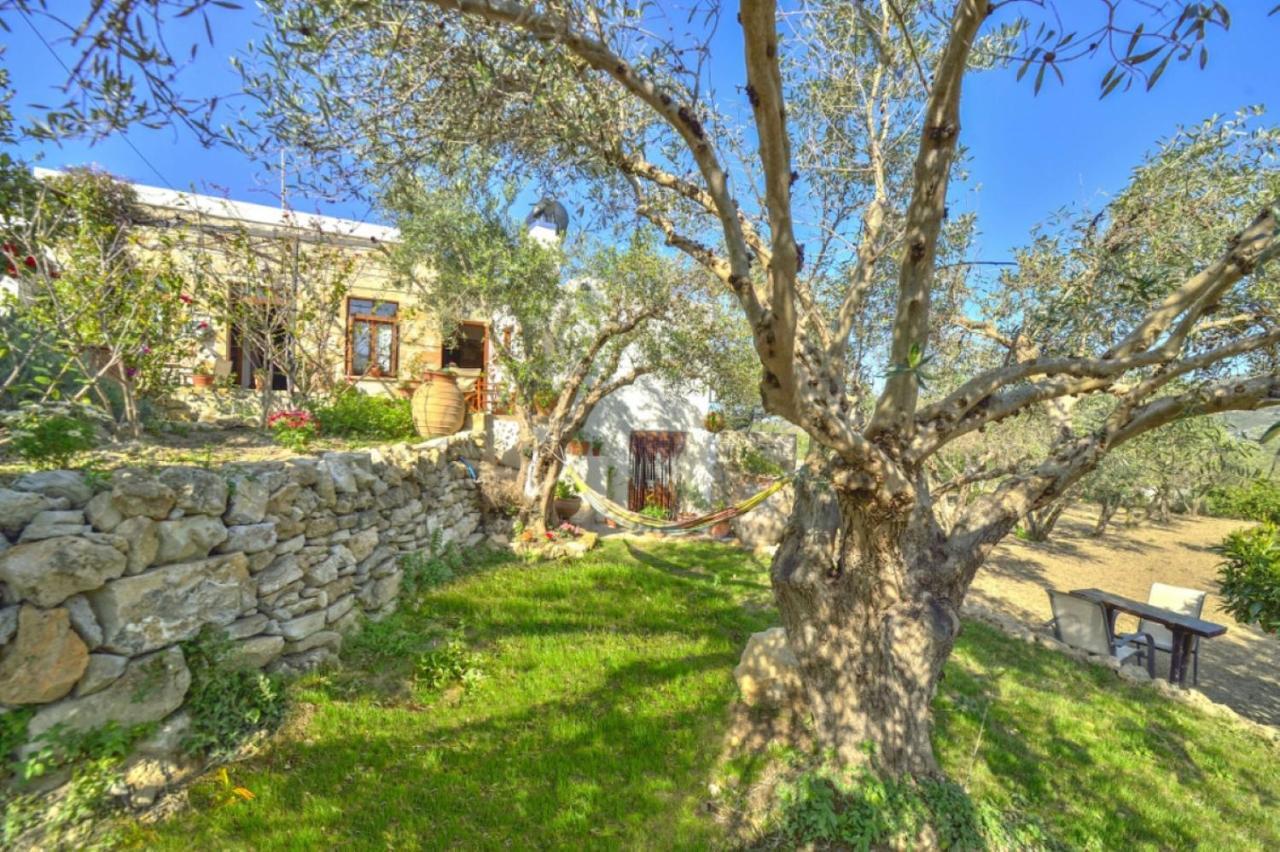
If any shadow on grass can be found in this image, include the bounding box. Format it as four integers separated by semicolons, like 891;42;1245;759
133;539;778;850
130;542;1280;850
936;620;1280;849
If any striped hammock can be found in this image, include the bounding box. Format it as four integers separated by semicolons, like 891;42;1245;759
563;466;790;535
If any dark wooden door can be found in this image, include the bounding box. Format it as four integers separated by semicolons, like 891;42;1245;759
628;431;686;515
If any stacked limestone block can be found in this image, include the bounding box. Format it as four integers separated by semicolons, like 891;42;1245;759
0;433;484;805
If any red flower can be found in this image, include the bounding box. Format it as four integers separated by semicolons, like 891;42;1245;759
179;293;194;304
2;242;16;254
544;532;554;540
23;256;36;269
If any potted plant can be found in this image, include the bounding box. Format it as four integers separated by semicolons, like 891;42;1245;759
567;431;588;455
253;367;269;391
591;437;603;457
367;363;385;379
395;379;419;399
192;361;215;389
704;411;726;434
554;479;582;523
533;386;557;417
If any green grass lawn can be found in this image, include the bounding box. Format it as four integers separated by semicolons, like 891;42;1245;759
124;540;1280;850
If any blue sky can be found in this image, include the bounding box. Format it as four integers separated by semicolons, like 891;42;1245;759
5;2;1277;262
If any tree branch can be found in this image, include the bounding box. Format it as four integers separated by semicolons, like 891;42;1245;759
425;0;762;319
1106;205;1279;359
868;0;989;437
943;372;1280;586
615;151;772;266
742;0;799;397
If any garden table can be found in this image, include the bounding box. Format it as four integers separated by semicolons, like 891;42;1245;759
1070;588;1227;687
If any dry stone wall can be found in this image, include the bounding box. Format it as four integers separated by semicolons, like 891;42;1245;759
0;433;484;798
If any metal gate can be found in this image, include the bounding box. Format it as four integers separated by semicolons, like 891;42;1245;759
628;431;686;516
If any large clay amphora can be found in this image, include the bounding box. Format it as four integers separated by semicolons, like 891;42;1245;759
411;371;466;437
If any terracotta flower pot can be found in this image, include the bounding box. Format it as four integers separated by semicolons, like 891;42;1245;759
591;445;601;457
710;520;732;539
192;374;215;389
567;440;586;455
411;371;466;437
554;496;582;523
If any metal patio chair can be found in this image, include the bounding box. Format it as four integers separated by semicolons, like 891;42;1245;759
1118;583;1208;685
1047;590;1155;677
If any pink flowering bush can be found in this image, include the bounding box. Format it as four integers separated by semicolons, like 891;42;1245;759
267;409;318;451
550;522;584;541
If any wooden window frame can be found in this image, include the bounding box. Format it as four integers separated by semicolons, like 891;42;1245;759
345;296;400;379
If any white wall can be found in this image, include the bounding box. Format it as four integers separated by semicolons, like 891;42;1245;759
563;374;718;508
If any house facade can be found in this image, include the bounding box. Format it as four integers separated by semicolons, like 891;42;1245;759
52;172;729;510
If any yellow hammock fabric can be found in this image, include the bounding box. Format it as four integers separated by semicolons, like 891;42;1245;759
563;466;790;535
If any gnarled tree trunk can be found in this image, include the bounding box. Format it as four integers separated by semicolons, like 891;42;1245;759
771;460;959;776
521;439;568;532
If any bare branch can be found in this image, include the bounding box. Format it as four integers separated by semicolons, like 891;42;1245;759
868;0;989;437
742;0;800;382
615;152;772;266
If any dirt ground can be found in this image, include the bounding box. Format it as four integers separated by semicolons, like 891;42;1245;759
969;507;1280;728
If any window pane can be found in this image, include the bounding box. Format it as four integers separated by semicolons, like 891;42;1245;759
373;301;397;318
350;298;374;316
351;322;371;374
375;324;394;372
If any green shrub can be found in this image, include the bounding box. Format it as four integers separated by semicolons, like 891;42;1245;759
311;388;415;442
9;411;97;468
738;445;785;478
772;758;1054;850
2;717;152;849
180;627;286;759
400;536;466;597
0;709;34;783
1217;524;1280;635
416;637;484;692
1204;479;1280;524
